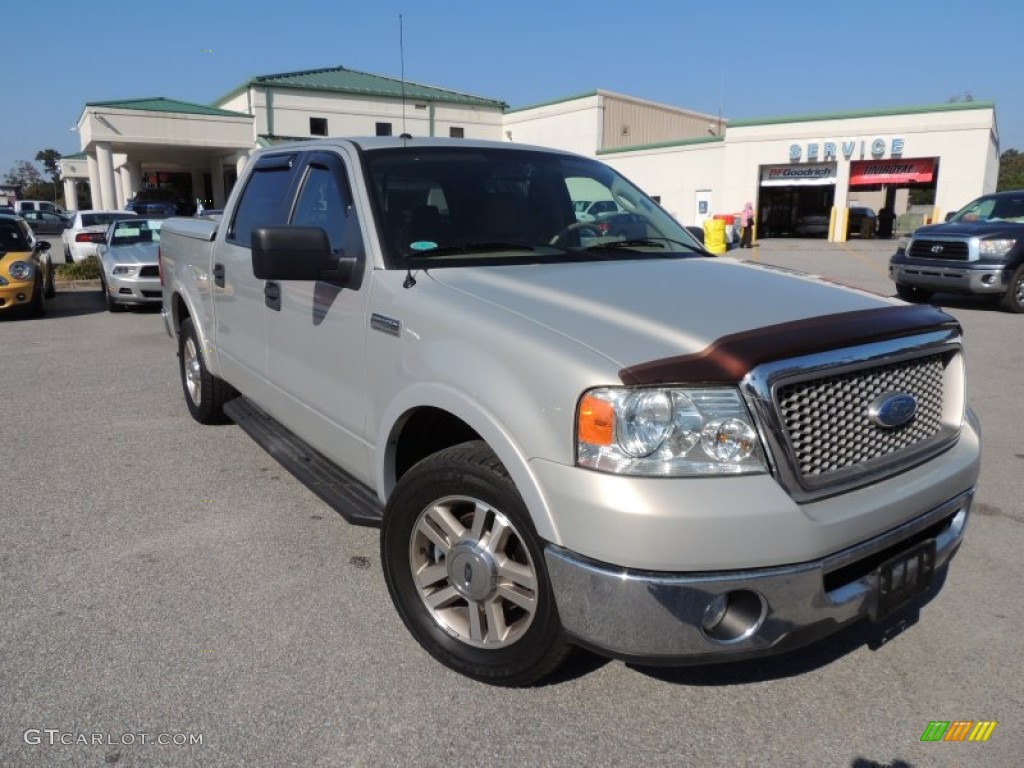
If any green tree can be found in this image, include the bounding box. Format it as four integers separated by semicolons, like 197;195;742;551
34;149;62;185
997;148;1024;191
3;160;43;187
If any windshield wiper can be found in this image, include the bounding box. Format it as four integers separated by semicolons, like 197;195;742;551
584;237;701;252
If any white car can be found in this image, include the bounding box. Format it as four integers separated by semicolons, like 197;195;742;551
61;210;137;263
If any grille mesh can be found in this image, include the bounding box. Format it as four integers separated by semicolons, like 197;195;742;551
777;355;945;479
908;239;969;260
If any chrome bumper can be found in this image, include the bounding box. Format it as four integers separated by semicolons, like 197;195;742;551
545;489;972;662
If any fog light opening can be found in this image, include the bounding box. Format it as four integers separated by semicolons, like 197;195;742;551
16;293;26;302
981;274;996;285
700;590;767;644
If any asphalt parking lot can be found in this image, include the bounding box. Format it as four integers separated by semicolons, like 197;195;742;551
2;237;1021;767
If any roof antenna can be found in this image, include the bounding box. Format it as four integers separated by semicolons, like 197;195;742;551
399;13;407;138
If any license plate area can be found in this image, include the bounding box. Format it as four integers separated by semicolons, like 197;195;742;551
871;539;936;621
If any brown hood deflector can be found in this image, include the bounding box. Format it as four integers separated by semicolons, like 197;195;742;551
618;304;960;386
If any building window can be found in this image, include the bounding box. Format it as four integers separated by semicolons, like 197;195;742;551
449;127;464;138
376;122;393;137
310;117;328;136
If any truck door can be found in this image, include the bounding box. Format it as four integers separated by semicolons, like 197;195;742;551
215;152;302;401
260;150;373;486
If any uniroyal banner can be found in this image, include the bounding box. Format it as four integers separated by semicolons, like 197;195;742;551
850;158;936;185
760;163;837;186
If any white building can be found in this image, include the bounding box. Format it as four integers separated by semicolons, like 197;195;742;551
62;65;999;242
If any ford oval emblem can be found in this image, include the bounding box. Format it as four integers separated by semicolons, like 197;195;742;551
868;392;918;429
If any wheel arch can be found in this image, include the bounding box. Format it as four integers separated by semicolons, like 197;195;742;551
377;385;561;545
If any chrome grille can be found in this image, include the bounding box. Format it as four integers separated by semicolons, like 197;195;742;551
908;239;969;260
776;354;945;479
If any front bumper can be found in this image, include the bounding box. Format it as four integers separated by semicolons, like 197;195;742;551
546;489;971;662
0;280;35;311
106;273;162;305
890;259;1010;295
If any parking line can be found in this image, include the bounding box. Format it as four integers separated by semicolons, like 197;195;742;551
839;242;889;275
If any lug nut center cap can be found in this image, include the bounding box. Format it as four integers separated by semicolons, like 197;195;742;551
448;543;497;601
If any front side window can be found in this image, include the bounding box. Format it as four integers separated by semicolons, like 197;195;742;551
364;147;702;269
290;163;361;257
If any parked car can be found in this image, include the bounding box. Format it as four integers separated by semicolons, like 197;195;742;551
0;213;55;317
125;188;189;217
96;218;164;312
847;206;877;238
890;189;1024;312
61;210;137;263
15;200;67;217
574;199;623;222
160;137;978;685
21;210;70;235
795;214;829;237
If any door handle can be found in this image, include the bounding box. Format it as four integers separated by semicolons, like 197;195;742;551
264;281;281;311
213;263;225;288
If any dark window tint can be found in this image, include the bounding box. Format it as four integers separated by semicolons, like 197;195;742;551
310;117;328;136
291;164;359;254
228;158;297;247
375;122;393;137
81;213;135;227
449;127;464;138
0;220;32;251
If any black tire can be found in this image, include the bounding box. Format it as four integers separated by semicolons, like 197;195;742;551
895;284;933;303
381;440;571;686
102;279;124;312
999;264;1024;313
63;245;73;264
44;262;56;298
28;278;46;318
178;317;234;424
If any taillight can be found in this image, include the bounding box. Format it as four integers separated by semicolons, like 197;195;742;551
595;221;609;234
75;232;104;243
157;246;164;286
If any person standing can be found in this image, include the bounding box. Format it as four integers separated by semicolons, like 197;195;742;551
877;207;896;239
740;202;755;248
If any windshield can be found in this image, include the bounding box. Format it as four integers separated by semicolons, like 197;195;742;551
949;194;1024;223
364;146;704;268
0;220;32;252
110;219;162;245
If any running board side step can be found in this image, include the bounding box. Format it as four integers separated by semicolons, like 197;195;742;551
224;396;384;528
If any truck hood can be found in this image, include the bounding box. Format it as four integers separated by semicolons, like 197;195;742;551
913;221;1023;238
428;257;905;372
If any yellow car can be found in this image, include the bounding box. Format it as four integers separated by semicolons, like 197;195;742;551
0;213;55;317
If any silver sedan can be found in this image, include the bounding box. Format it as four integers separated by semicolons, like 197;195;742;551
97;218;163;312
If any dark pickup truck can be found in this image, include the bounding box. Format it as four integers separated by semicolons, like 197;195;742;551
889;190;1024;313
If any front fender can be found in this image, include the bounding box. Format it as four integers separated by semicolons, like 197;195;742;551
375;381;562;545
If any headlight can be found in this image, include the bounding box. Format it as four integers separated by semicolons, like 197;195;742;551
7;261;35;281
979;238;1015;257
895;236;909;255
577;387;767;476
112;265;139;276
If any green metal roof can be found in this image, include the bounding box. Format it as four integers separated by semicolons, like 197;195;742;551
597;136;724;155
84;97;250;117
216;65;505;109
728;101;995;128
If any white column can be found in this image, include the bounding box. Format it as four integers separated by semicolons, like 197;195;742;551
113;170;124;208
95;142;117;211
127;161;142;198
120;164;137;205
87;153;100;209
63;179;78;211
209;156;226;208
830;162;852;243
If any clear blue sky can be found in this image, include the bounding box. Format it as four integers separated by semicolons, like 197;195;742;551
3;0;1021;178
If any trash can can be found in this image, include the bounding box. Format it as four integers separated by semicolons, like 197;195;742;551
714;214;736;244
703;218;727;255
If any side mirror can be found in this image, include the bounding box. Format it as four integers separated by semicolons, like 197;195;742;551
944;212;956;222
251;227;357;285
37;240;51;251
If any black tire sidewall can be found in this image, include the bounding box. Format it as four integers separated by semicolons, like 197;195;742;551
1001;265;1024;313
381;442;567;685
178;318;219;423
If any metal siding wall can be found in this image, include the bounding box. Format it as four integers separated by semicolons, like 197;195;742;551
602;96;714;150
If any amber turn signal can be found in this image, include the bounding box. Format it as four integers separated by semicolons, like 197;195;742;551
578;394;614;446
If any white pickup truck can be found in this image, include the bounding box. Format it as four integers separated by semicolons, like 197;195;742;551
159;138;980;685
